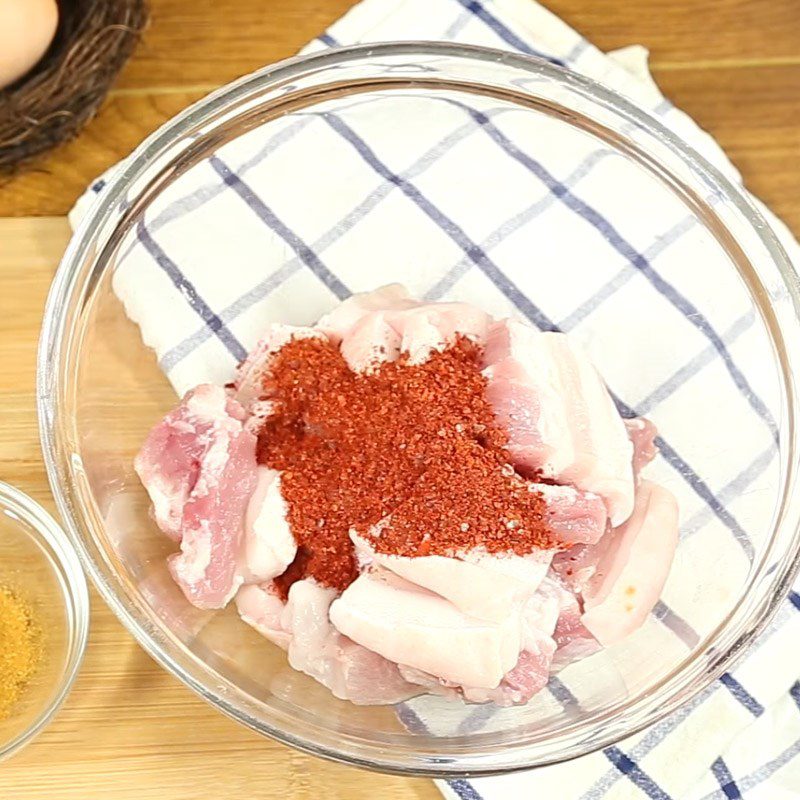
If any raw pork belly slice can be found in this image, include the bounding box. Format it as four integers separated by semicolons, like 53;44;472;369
582;480;679;645
400;642;556;707
351;530;551;624
286;579;418;704
534;483;608;546
391;302;491;365
241;466;297;584
135;384;251;542
396;665;460;700
235;581;293;650
397;579;561;705
460;583;560;705
316;284;417;342
136;385;258;609
347;543;567;705
330;568;522;688
460;640;556;706
234;324;327;407
237;579;417;704
340;302;491;372
550;537;613;594
340;311;403;373
546;578;600;671
483;320;635;525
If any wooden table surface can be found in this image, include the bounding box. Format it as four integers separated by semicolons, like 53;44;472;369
0;1;797;796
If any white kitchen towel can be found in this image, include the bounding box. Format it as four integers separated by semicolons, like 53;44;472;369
69;1;800;798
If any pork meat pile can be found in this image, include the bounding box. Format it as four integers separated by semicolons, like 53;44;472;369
135;285;678;706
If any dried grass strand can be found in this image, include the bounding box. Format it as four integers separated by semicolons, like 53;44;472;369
0;0;149;174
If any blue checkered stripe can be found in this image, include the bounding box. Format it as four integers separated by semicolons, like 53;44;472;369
92;0;798;796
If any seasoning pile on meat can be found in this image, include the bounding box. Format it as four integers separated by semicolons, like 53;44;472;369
136;285;679;706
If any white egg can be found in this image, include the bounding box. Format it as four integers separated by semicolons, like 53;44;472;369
0;0;59;90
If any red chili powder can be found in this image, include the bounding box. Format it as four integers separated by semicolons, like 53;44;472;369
258;336;556;597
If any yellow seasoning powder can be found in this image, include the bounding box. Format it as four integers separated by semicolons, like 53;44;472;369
0;585;41;719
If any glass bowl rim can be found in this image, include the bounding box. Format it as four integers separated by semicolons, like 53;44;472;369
36;41;800;776
0;480;90;762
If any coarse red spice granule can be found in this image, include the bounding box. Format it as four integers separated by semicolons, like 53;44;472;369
257;336;556;597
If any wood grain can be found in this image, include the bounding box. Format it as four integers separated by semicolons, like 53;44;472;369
546;0;800;65
109;0;800;90
0;1;798;795
653;63;800;234
116;0;357;90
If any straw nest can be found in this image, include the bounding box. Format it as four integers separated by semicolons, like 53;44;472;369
0;0;149;175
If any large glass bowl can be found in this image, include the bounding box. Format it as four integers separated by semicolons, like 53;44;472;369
37;42;800;776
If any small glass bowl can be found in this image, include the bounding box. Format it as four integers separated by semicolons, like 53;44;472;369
0;482;89;762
